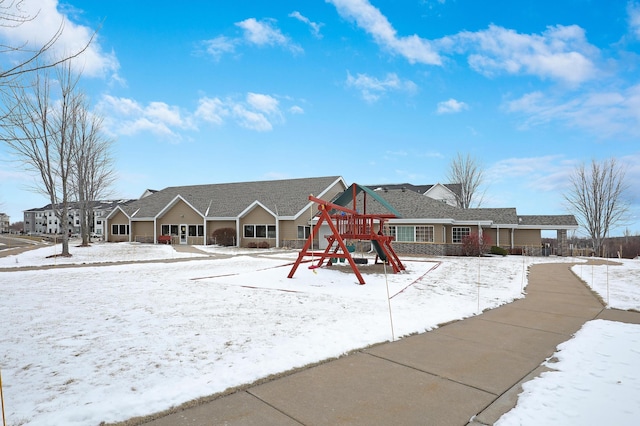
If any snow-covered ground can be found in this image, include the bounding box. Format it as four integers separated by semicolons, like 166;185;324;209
0;242;638;425
495;319;640;425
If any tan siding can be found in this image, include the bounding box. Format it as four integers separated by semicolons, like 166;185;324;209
433;225;444;243
514;229;541;247
110;210;128;225
281;206;315;241
108;211;129;242
501;228;513;246
132;221;154;243
483;228;497;246
207;220;236;234
240;206;276;247
160;200;201;224
442;224;480;243
207;220;237;245
243;207;274;224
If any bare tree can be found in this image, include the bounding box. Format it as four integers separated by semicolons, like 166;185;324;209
70;95;115;246
446;152;485;209
0;0;96;92
0;64;82;256
564;158;629;257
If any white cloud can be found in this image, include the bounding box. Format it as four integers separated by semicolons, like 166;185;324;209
100;92;297;136
236;18;303;54
247;93;279;114
201;17;303;60
436;98;468;114
439;24;599;85
201;36;237;60
488;155;574;192
629;2;640;38
232;104;273;132
346;71;417;102
327;0;441;65
289;11;323;38
505;84;640;138
97;95;194;140
195;97;229;126
0;0;120;80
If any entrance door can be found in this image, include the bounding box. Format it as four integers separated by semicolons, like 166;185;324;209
180;224;187;244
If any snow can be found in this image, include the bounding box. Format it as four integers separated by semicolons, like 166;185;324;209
495;259;640;425
495;320;640;425
0;243;638;425
572;260;640;311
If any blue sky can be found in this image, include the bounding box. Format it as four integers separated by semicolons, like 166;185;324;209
1;0;639;236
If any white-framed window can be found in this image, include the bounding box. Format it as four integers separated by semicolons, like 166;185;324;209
188;225;204;236
395;226;414;242
297;225;311;239
415;226;434;242
389;225;435;243
244;224;276;238
111;224;129;235
161;224;180;235
452;227;470;243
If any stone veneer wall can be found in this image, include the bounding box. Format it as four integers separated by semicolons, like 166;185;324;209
281;240;553;257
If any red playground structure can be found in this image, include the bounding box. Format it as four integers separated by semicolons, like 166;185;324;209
287;183;405;284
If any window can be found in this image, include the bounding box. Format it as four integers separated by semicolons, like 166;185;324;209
245;224;276;239
111;224;129;235
395;226;415;242
162;224;199;236
388;226;415;242
188;225;204;236
452;227;470;243
415;226;434;242
298;225;311;239
97;220;102;225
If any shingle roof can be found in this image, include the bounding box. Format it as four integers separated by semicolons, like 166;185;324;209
25;200;134;213
343;188;579;227
518;215;579;227
119;176;343;219
366;183;462;198
363;189;518;224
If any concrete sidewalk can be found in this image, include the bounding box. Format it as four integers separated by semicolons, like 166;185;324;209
134;262;639;426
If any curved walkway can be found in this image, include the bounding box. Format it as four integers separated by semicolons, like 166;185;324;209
115;261;639;426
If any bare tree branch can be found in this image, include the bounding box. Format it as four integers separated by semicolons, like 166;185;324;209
564;158;630;256
0;62;85;256
70;91;115;245
446;152;485;209
0;0;98;88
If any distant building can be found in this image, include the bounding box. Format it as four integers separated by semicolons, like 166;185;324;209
23;200;133;236
367;183;461;207
0;212;9;233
